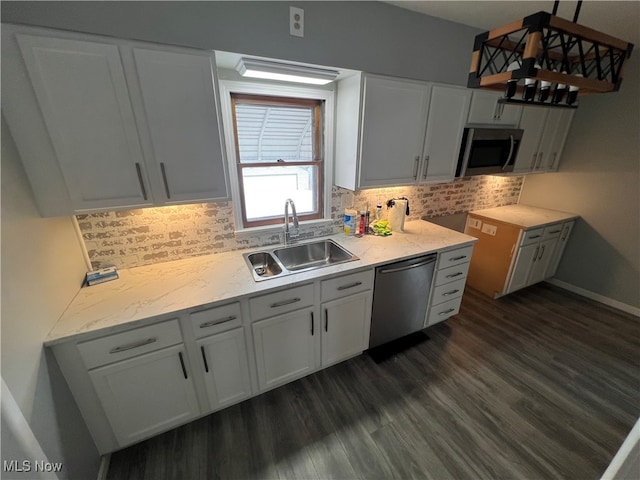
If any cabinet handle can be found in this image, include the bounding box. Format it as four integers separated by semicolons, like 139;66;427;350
200;346;209;373
561;226;570;240
439;308;456;316
178;352;188;379
199;315;237;329
535;152;543;170
529;152;537;169
538;245;545;261
337;281;362;291
548;230;562;234
493;101;504;120
413;156;420;179
422;155;430;179
446;272;464;279
532;246;540;262
325;309;329;332
443;289;460;296
135;163;148;201
109;337;157;354
550;152;558;169
270;298;301;308
160;162;171;199
449;255;467;261
529;235;541;240
310;311;314;336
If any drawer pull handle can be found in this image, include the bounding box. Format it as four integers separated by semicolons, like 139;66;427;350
179;352;188;380
201;346;209;373
548;229;562;234
199;315;237;329
449;255;467;261
529;235;542;239
445;272;463;278
109;337;157;354
439;308;456;316
443;289;460;296
337;281;362;291
270;298;301;308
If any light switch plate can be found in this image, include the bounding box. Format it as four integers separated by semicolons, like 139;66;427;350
481;223;498;236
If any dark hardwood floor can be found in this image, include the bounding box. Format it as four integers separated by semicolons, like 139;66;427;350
107;283;639;480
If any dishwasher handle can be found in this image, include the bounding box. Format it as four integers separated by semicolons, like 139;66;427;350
377;256;436;275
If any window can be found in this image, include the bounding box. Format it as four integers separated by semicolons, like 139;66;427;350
231;94;324;228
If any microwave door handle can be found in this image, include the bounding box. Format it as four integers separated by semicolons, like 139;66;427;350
502;134;515;171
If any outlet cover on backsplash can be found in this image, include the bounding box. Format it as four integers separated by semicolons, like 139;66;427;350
78;176;523;269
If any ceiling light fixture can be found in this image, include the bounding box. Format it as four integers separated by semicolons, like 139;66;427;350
468;0;634;108
235;58;339;85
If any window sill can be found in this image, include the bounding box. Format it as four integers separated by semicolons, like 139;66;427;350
234;218;334;239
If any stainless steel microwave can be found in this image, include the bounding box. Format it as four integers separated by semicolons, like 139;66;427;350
456;128;524;177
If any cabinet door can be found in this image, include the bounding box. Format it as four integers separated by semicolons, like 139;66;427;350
16;34;152;211
467;90;522;126
513;107;548;173
197;328;252;411
546;221;574;277
321;291;372;367
358;76;431;187
528;238;559;285
89;344;200;447
252;307;318;391
421;85;472;183
541;109;575;172
507;243;539;293
132;48;229;203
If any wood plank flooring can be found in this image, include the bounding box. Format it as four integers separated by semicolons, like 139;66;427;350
107;283;639;480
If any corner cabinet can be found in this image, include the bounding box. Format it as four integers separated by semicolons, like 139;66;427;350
334;73;471;190
2;25;229;217
513;107;575;174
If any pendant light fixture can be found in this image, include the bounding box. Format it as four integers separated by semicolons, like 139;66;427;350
468;0;634;108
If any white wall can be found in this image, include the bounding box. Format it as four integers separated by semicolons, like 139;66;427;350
519;58;640;310
1;118;101;479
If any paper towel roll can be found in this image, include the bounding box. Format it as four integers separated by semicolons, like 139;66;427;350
388;199;407;232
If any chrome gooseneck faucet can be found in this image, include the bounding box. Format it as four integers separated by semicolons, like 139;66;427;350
284;198;300;245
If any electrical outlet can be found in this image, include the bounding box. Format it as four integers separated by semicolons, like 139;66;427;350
481;223;498;236
467;218;482;230
290;7;304;37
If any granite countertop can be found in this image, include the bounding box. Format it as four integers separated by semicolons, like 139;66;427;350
469;204;578;229
45;220;477;346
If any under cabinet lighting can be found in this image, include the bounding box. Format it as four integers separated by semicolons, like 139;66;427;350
235;58;339;85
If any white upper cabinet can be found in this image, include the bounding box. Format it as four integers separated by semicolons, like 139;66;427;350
335;74;471;190
130;48;228;204
14;34;153;212
513;107;575;174
467;90;522;126
421;85;472;183
2;26;229;216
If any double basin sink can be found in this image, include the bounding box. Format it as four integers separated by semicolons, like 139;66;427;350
243;239;359;281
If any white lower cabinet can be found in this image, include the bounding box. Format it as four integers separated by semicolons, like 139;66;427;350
88;344;200;447
197;327;252;409
252;307;318;391
321;291;372;366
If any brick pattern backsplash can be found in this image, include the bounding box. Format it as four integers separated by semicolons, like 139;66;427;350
78;175;523;269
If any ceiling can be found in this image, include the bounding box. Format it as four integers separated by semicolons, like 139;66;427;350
384;1;640;45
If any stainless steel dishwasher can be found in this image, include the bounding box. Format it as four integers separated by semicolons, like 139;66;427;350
369;254;437;348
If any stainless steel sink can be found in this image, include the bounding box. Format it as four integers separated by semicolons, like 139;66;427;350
243;239;358;281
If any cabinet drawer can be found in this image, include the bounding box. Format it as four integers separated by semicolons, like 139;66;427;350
543;224;563;240
431;278;467;305
321;269;373;302
521;228;544;246
437;245;474;269
190;302;242;339
78;319;183;369
426;298;462;326
435;262;470;286
249;283;314;321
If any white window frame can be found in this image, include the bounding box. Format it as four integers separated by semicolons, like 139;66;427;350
218;79;335;236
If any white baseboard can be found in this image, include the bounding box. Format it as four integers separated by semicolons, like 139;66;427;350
96;454;111;480
547;279;640;317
